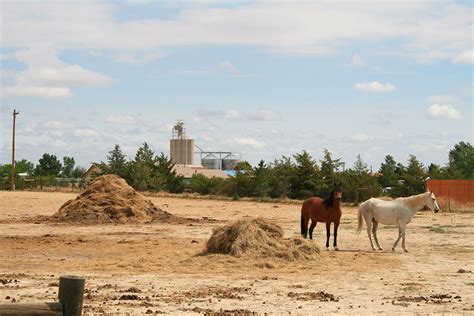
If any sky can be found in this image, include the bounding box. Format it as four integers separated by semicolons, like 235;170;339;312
0;0;473;171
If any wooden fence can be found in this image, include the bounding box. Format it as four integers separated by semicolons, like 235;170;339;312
427;179;474;210
0;275;85;316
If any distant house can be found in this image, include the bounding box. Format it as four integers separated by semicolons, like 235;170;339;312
83;163;102;183
172;164;229;180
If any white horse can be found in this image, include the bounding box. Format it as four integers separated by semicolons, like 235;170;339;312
357;190;440;252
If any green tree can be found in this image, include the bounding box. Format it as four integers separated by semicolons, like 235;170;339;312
253;159;270;198
427;163;450;179
267;156;294;198
231;161;256;198
99;144;131;181
72;166;87;179
14;159;35;175
189;173;224;195
320;148;343;180
353;154;369;175
155;153;184;193
35;153;62;176
378;155;398;188
448;141;474;179
392;155;427;196
290;150;320;199
130;142;158;190
62;156;75;178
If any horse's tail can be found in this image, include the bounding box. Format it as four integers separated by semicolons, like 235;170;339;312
356;201;365;235
300;203;307;237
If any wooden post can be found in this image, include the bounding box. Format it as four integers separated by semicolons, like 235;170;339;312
11;109;19;190
0;302;62;315
58;275;85;316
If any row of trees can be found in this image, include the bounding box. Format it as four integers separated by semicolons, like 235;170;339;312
97;143;185;193
96;141;473;202
1;141;472;202
0;154;86;181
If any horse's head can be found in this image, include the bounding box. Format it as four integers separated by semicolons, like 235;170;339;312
333;182;343;201
426;190;440;213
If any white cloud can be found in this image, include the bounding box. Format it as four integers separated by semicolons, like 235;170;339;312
2;85;71;98
105;115;137;125
112;51;166;64
219;61;237;73
248;110;281;121
1;1;471;101
452;50;474;64
351;54;366;67
427;104;463;120
355;81;396;92
175;69;209;76
427;94;460;105
224;110;241;120
351;133;369;142
233;137;265;149
73;128;99;137
44;121;73;130
2;48;114;98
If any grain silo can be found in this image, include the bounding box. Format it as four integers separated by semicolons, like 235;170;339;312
170;121;194;165
222;154;239;170
201;154;221;170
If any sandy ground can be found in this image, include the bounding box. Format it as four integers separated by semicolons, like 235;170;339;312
1;191;473;315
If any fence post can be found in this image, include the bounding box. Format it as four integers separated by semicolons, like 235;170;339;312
58;275;85;316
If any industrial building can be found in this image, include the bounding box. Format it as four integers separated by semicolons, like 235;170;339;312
169;121;240;179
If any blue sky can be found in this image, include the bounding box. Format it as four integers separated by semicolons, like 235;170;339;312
1;0;472;170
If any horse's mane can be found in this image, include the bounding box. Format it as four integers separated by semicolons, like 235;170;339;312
396;192;430;209
324;190;335;209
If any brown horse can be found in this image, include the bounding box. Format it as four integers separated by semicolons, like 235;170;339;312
301;183;343;250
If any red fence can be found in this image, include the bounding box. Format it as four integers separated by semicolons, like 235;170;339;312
427;179;474;210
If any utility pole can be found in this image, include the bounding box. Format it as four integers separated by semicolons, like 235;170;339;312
11;109;19;190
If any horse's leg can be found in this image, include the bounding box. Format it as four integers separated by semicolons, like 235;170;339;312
302;214;309;239
400;224;408;253
309;220;317;240
333;221;340;251
365;215;376;251
325;222;331;251
392;225;403;252
372;220;383;250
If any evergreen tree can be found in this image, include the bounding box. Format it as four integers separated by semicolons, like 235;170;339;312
320;148;343;180
155;153;184;193
62;156;75;178
267;156;294;198
448;141;474;179
35;153;62;176
393;155;427;196
353;154;369;175
131;142;158;190
378;155;398;188
253;159;270;198
99;144;131;182
291;150;320;199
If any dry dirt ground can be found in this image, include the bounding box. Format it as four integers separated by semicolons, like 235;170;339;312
1;191;473;315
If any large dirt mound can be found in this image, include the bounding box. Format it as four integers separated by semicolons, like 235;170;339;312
205;218;320;260
49;174;178;224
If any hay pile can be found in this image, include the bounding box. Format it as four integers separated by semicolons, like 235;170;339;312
205;218;320;261
50;174;177;224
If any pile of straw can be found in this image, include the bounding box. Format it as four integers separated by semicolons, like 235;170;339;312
206;217;319;261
